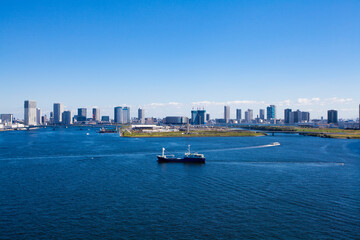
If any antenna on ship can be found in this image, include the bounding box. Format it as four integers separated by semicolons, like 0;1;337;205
162;148;165;157
188;145;191;154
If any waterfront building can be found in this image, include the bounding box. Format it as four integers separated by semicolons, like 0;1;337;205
191;109;206;125
53;103;63;124
123;107;130;124
290;110;302;124
24;100;37;126
359;104;360;129
41;115;47;124
284;109;292;124
327;110;338;124
114;106;130;124
0;114;13;124
138;108;145;124
259;109;265;120
266;105;276;121
206;113;210;121
62;111;72;125
77;108;87;122
236;109;242;123
92;108;100;122
224;106;230;124
36;108;41;125
245;109;253;123
301;112;310;122
101;116;110;122
114;107;123;123
165;116;188;125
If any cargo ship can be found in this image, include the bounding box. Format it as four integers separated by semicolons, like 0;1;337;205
98;127;117;133
157;145;205;163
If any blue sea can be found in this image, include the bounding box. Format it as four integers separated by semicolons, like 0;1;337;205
0;128;359;239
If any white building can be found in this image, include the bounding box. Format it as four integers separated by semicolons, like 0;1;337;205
24;100;37;126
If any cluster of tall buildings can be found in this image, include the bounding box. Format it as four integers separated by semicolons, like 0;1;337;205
2;100;359;128
284;109;310;124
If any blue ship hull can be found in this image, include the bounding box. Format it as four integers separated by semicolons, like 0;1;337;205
157;156;205;164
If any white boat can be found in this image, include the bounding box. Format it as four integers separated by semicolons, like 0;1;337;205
272;142;280;146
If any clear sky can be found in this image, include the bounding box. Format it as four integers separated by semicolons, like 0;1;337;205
1;0;359;119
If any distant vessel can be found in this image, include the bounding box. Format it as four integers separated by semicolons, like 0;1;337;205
98;127;117;133
157;145;205;163
272;142;280;146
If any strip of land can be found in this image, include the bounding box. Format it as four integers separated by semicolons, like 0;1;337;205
243;126;360;139
122;130;266;138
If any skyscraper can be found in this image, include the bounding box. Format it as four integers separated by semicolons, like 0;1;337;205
92;108;100;122
206;113;210;121
114;106;130;124
138;108;145;124
327;110;338;124
266;105;276;120
224;106;230;124
245;109;253;123
53;103;63;124
24;100;37;126
284;109;292;124
62;111;72;125
259;109;265;120
114;106;123;123
123;107;130;124
236;109;242;123
36;108;41;125
77;108;87;122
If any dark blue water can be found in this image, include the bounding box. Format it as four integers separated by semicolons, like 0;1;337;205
1;128;359;239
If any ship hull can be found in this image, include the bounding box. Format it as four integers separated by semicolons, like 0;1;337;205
157;156;205;164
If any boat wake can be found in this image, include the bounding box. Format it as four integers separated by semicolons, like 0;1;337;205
202;143;280;152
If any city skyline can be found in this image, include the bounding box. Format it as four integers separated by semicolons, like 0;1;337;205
1;1;360;119
4;97;359;121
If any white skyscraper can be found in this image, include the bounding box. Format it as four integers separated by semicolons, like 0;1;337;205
53;103;64;124
24;100;37;126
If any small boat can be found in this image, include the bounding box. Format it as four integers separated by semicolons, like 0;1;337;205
272;142;280;146
157;145;205;164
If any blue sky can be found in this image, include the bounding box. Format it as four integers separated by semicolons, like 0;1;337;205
1;0;359;119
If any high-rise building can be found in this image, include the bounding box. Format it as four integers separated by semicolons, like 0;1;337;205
224;106;230;123
266;105;276;120
259;109;265;120
284;109;292;124
236;109;242;123
191;109;206;125
92;108;100;122
36;108;41;125
0;114;13;124
114;107;123;123
114;106;130;124
301;112;310;122
327;110;338;124
206;113;210;121
62;111;72;125
138;108;145;124
53;103;63;124
77;108;87;122
245;109;253;123
123;107;130;124
42;115;47;125
290;110;302;124
24;100;37;126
